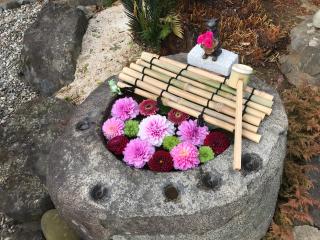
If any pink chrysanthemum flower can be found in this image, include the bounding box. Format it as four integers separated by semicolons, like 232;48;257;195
170;142;199;171
102;117;124;140
123;138;155;168
177;120;209;146
138;115;175;147
111;97;139;121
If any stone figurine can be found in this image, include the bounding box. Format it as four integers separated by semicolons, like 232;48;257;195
207;18;223;61
197;18;222;61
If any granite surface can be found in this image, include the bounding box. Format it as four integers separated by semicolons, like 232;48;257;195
47;55;288;240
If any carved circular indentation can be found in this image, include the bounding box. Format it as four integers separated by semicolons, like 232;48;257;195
242;153;262;175
76;118;91;131
90;184;108;201
163;184;179;201
200;171;222;191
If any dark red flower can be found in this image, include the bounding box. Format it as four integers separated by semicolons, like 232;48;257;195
139;99;159;116
107;135;129;155
147;150;174;172
168;109;189;125
204;131;230;155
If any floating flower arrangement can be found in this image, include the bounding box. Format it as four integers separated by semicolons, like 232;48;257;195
102;96;231;172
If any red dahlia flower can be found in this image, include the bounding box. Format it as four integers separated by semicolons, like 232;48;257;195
204;131;230;155
139;99;159;116
147;150;174;172
106;135;129;155
168;109;189;125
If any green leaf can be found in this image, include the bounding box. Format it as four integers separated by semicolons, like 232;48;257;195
159;23;172;40
121;0;180;48
159;105;171;115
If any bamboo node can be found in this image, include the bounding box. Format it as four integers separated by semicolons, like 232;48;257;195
183;83;190;91
215;103;224;112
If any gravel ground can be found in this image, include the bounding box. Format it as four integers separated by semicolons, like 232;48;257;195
0;2;43;125
0;2;44;239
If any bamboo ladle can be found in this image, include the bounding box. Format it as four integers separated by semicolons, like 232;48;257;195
228;64;254;170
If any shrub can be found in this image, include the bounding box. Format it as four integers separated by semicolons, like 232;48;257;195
122;0;183;49
264;86;320;239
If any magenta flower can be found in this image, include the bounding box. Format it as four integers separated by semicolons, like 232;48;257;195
203;37;213;48
170;142;199;171
197;34;205;45
111;97;139;121
167;109;189;125
102;117;124;140
177;120;209;146
123;138;155;168
138;115;175;147
139;99;159;116
197;31;214;48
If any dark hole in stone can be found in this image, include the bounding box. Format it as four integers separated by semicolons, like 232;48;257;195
90;184;108;201
76;118;91;131
242;153;262;175
163;184;179;201
200;171;222;191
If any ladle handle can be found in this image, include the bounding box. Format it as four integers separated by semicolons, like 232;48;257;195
233;79;243;170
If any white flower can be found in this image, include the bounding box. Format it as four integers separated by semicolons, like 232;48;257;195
138;114;175;147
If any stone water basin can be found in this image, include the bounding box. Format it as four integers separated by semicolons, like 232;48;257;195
47;67;287;240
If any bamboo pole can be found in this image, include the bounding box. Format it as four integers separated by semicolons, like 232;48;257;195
233;80;243;170
131;61;272;116
117;81;261;143
122;67;266;120
140;52;274;107
118;72;261;127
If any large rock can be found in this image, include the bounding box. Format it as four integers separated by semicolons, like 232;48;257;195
0;97;74;222
0;0;20;11
21;2;88;96
313;10;320;28
307;156;320;229
294;225;320;240
280;16;320;87
53;0;103;6
47;69;288;240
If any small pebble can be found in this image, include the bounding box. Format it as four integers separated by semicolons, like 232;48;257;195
309;39;319;47
307;28;315;34
307;23;313;28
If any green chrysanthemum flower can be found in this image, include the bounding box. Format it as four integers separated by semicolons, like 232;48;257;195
162;136;180;151
124;120;139;138
199;146;215;163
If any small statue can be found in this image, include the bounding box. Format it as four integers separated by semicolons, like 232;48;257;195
197;18;222;61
